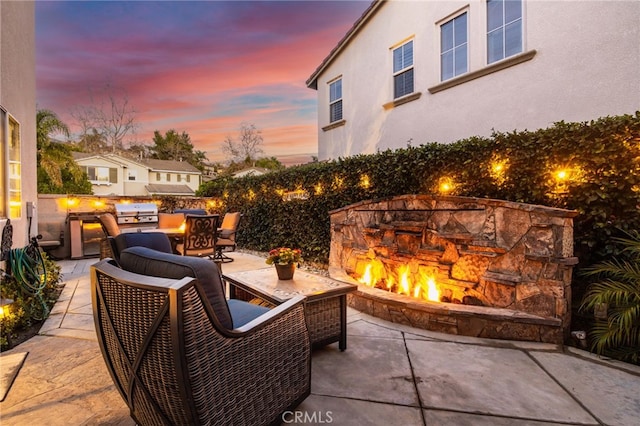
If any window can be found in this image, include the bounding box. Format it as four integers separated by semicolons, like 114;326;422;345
393;40;414;98
7;115;22;219
487;0;522;64
84;166;117;184
177;174;182;182
0;108;7;218
156;172;161;181
186;175;190;183
441;12;468;81
166;173;171;182
329;79;343;123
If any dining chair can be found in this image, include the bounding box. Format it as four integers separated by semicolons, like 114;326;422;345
214;212;242;263
157;212;185;229
98;213;121;237
175;214;219;259
98;213;121;260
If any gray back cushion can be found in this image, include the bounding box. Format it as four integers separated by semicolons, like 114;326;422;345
114;232;173;259
119;246;233;329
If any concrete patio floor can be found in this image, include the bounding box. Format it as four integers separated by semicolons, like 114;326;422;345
1;252;639;425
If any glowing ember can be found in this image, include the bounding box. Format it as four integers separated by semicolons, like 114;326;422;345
357;261;440;302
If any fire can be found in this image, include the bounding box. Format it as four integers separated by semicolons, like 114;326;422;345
358;261;440;302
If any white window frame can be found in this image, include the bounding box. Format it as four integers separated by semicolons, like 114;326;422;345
0;107;9;219
487;0;523;64
6;113;22;219
392;39;414;99
84;166;116;185
440;11;469;81
329;78;343;123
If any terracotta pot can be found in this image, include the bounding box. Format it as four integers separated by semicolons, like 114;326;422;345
275;263;295;280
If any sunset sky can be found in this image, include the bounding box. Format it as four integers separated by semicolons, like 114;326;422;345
35;1;370;165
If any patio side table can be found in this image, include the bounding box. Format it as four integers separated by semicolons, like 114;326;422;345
224;267;357;351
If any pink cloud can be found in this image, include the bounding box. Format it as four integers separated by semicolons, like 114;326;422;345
36;1;370;164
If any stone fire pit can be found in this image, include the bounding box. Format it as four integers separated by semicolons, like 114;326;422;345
328;195;578;344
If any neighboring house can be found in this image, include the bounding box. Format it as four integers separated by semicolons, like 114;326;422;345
307;0;640;161
142;158;202;196
232;167;270;178
1;1;37;247
72;153;202;197
201;162;219;182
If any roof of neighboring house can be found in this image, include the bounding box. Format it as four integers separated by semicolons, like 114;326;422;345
306;0;382;89
141;159;200;173
72;152;201;174
232;167;271;178
72;152;142;167
145;184;195;195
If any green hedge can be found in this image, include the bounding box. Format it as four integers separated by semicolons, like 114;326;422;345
199;112;640;286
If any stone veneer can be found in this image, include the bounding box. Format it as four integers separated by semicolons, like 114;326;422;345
328;195;578;344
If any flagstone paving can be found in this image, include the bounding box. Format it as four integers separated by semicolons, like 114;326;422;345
1;253;639;425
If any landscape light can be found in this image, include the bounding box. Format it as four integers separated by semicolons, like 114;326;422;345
0;298;14;319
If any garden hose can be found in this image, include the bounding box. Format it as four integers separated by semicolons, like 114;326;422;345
8;246;49;319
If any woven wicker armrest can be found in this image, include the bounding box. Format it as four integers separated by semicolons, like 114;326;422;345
231;295;307;334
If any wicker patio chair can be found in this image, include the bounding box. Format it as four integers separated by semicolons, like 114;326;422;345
91;258;311;426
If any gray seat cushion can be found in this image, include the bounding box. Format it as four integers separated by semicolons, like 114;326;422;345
119;246;234;329
227;299;270;328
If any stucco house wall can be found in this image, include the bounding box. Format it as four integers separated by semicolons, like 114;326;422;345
1;1;36;248
309;0;640;161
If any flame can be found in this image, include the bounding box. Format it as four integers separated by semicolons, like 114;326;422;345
360;264;373;284
425;276;440;302
358;261;440;302
399;265;411;295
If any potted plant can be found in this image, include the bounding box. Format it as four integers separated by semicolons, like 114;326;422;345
266;247;302;280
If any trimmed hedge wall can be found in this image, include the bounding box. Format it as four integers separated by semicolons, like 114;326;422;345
200;113;640;294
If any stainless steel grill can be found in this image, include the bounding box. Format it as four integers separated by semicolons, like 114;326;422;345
114;203;159;225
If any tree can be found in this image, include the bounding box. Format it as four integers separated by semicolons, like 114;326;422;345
151;129;208;170
254;156;284;171
36;109;92;194
222;122;264;164
72;83;137;153
76;128;108;153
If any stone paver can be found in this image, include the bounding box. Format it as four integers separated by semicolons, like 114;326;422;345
407;339;597;424
1;253;639;426
531;351;640;426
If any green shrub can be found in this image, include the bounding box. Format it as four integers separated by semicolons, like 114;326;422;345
580;230;640;364
199;113;640;275
0;252;62;351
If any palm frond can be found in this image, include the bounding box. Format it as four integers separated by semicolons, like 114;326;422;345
581;229;640;365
